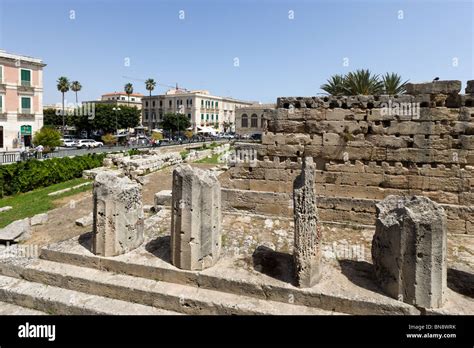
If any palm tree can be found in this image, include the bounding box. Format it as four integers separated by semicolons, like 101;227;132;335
145;78;156;97
70;81;82;103
57;76;70;134
124;83;134;106
382;73;408;95
343;69;384;95
321;74;346;96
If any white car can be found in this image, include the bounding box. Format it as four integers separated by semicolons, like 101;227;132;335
61;139;77;147
75;139;103;149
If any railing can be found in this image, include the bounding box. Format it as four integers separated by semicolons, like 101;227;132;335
0;152;21;164
21;80;31;87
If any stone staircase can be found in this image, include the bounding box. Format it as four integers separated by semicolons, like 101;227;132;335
0;252;343;315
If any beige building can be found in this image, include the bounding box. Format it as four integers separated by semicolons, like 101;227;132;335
235;104;276;136
142;89;253;132
0;50;46;151
85;92;144;109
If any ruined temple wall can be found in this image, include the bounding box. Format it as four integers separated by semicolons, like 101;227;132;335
225;98;474;234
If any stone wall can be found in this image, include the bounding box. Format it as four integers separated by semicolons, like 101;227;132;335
225;82;474;234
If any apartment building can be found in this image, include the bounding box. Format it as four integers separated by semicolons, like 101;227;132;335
100;92;143;109
142;89;253;132
235;104;276;136
0;50;46;151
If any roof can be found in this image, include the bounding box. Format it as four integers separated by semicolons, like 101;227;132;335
0;50;46;66
102;92;144;97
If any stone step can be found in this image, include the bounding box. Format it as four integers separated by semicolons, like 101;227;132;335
0;259;342;315
40;243;419;315
0;301;46;315
0;274;180;315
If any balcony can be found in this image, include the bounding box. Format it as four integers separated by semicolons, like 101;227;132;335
0;81;5;92
18;80;34;93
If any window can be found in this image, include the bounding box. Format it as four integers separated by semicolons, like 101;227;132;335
152;101;155;107
201;100;204;106
169;100;172;107
251;114;258;128
241;114;248;128
188;113;191;119
216;114;219;121
121;97;125;100
0;126;3;148
159;112;163;120
152;112;156;120
160;100;163;107
144;111;149;120
21;97;31;113
20;69;31;87
211;114;214;120
216;102;218;107
131;98;135;101
145;101;149;107
206;114;209;120
201;114;204;120
0;95;3;113
211;101;214;108
190;99;192;105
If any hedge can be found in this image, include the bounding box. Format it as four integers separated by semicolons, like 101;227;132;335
0;153;106;197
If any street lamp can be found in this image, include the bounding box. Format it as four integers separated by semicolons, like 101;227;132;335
113;107;121;144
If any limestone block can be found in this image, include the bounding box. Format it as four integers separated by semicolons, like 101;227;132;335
171;165;221;271
0;218;31;242
405;80;461;95
154;190;172;207
76;213;93;227
293;157;322;287
92;172;144;257
372;195;447;308
31;213;48;226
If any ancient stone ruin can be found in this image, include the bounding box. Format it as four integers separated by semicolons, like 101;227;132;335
372;195;447;309
92;171;144;257
293;157;322;287
226;80;473;235
170;164;222;270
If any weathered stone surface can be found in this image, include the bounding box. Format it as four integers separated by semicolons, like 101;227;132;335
0;218;31;242
92;172;144;257
372;195;447;308
171;165;221;270
465;80;474;94
0;206;12;213
154;190;172;208
31;213;48;226
293;157;322;287
75;213;93;227
405;80;461;95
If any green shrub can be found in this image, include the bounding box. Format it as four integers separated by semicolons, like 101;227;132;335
128;149;141;156
0;153;105;197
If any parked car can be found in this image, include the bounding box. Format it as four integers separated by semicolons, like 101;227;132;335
75;139;103;149
61;139;77;148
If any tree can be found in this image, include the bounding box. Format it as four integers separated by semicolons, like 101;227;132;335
343;69;383;95
145;78;156;97
72;104;140;135
124;83;134;106
160;113;191;134
222;121;232;133
70;81;82;103
382;73;408;95
57;76;70;134
101;133;116;146
33;127;62;152
321;74;346;96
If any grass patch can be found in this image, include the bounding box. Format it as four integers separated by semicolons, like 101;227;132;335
0;178;92;228
195;153;221;164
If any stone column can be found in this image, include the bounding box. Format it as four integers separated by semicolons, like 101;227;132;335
92;172;144;257
372;195;447;308
293;157;322;287
171;165;221;270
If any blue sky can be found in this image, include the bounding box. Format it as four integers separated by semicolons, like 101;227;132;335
0;0;472;104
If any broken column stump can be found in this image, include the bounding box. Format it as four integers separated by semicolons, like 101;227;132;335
92;172;144;257
171;165;222;271
293;157;322;288
372;195;447;308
